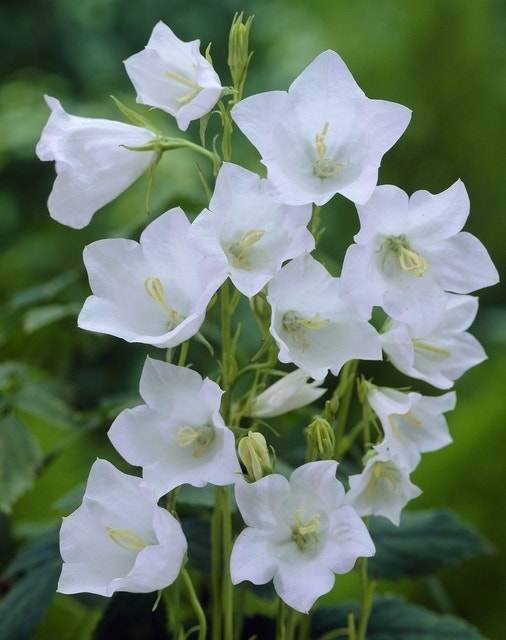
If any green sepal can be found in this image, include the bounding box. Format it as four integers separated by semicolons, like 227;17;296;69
110;95;161;135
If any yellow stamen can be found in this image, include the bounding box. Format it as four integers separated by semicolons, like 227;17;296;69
106;526;148;552
176;424;215;457
164;70;201;106
313;122;346;178
388;410;422;440
144;276;181;328
382;235;428;277
226;228;265;269
366;461;399;497
282;310;330;349
291;509;321;551
412;339;451;357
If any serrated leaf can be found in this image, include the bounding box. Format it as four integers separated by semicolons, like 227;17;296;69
0;413;42;513
312;596;489;640
368;509;493;580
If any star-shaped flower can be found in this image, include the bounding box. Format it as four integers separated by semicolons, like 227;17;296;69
231;50;411;206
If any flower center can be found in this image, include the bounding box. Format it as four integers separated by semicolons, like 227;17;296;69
366;460;399;497
291;509;321;551
388;410;422;439
412;339;451;357
176;424;215;457
106;526;148;552
282;310;330;349
225;228;265;269
381;234;428;277
313;122;345;178
144;276;182;329
165;69;201;106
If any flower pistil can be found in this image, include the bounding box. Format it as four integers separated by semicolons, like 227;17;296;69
106;526;148;551
291;509;321;551
313;122;345;178
176;424;215;457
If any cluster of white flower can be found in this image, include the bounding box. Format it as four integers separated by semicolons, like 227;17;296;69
37;18;498;616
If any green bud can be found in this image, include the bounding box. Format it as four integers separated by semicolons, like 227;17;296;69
227;12;254;99
306;417;335;460
238;431;273;481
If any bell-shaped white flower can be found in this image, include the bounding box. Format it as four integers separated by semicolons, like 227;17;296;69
108;357;240;497
36;96;157;229
78;207;227;347
267;254;382;380
58;459;187;596
249;369;326;418
124;21;223;131
230;460;375;613
345;450;422;525
381;294;487;389
366;384;455;471
189;162;314;297
231;50;411;206
339;181;499;334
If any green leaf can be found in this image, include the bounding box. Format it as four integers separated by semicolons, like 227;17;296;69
23;303;81;333
92;592;170;640
312;596;489;640
0;532;61;640
0;413;42;513
368;509;493;580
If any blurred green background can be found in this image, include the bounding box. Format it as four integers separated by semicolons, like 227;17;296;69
0;0;505;638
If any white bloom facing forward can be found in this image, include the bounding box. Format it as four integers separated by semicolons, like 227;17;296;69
267;254;382;380
339;181;499;334
124;21;223;131
78;207;226;348
345;450;422;526
58;459;187;596
366;384;455;471
250;369;326;419
381;294;487;389
231;50;411;206
189;162;314;297
108;358;240;497
230;460;375;613
36;96;158;229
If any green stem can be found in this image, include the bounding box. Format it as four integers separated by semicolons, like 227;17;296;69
356;556;376;640
181;567;207;640
332;360;358;458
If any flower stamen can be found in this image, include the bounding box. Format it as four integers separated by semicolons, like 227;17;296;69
366;461;399;497
291;509;321;551
144;276;181;328
176;424;215;457
106;526;148;552
226;228;265;269
165;70;201;106
313;122;345;178
412;339;451;357
282;310;330;349
382;235;428;277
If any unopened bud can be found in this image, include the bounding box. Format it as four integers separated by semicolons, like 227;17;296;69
227;12;254;97
306;417;335;460
238;431;273;481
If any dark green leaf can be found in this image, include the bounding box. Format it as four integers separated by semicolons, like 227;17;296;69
312;596;489;640
368;509;493;580
4;529;60;578
0;413;42;513
92;592;170;640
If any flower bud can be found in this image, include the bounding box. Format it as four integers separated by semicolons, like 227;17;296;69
227;12;254;96
238;431;273;481
306;417;335;460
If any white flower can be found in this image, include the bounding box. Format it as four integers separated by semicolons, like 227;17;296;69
189;162;314;297
250;369;326;418
339;181;499;334
231;50;411;206
345;450;422;525
124;21;223;131
78;207;226;348
35;96;157;229
366;385;455;471
381;294;487;389
267;254;382;380
108;357;240;497
230;460;375;613
58;459;187;596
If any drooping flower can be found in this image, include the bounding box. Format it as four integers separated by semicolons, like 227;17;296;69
78;207;227;348
124;21;223;131
189;162;314;297
381;294;487;389
58;459;187;596
36;96;158;229
339;181;499;334
108;357;240;497
230;460;375;613
249;369;326;418
365;384;455;471
267;254;382;380
231;50;411;206
345;450;422;525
